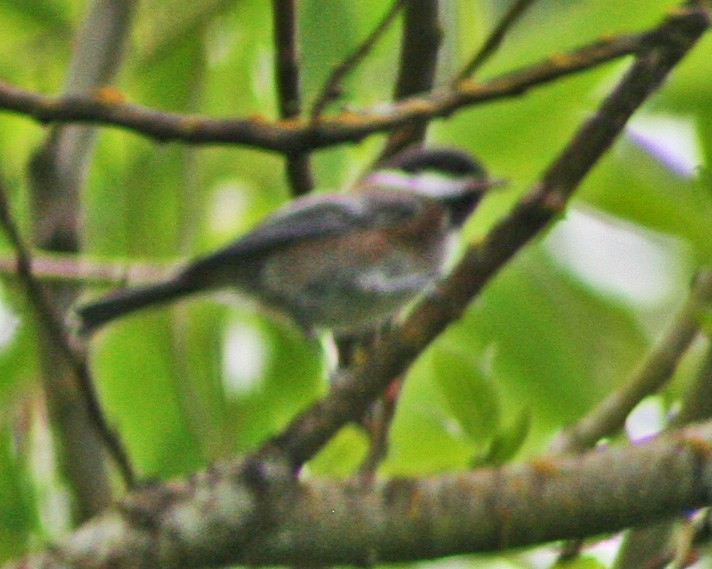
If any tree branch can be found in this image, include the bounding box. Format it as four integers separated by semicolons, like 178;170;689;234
310;0;407;117
454;0;539;81
0;26;648;152
271;0;313;196
0;5;708;568
7;418;712;568
0;174;135;491
382;0;441;156
552;266;712;561
242;420;712;565
552;267;712;454
25;0;139;512
612;321;712;567
0;251;172;286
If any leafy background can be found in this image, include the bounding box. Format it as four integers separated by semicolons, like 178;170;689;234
0;0;710;566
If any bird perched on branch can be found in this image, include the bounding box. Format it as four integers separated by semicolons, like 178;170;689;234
76;146;493;336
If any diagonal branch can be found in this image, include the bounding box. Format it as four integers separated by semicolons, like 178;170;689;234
266;3;711;469
25;0;139;513
310;0;407;118
552;267;712;455
0;174;135;489
454;0;539;81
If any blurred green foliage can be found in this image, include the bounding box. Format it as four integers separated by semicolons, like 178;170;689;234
0;0;709;566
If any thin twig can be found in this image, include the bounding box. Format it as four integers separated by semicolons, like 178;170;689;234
310;0;408;118
357;377;401;479
0;176;136;488
454;0;539;81
551;268;712;455
0;252;172;286
272;0;313;196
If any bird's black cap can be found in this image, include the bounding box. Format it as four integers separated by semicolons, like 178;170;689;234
382;146;487;178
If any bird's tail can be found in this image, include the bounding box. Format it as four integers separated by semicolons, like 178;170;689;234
75;279;196;335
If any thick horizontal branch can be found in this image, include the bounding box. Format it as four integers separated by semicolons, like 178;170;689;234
249;421;712;564
0;29;645;152
6;419;712;569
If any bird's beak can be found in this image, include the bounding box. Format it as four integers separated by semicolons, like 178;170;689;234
465;176;508;194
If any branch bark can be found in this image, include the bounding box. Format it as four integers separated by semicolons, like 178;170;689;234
271;0;313;196
0;25;647;151
382;0;441;156
6;419;712;569
26;0;138;519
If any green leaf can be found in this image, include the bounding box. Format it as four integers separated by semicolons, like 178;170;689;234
443;245;649;446
551;555;607;569
92;317;205;478
431;345;501;443
308;425;368;477
0;293;36;409
0;424;38;561
473;408;531;467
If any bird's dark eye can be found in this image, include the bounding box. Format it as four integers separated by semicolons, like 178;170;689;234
445;193;481;227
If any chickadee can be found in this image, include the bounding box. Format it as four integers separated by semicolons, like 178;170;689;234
76;146;492;335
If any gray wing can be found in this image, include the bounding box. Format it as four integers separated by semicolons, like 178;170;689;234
184;192;422;273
